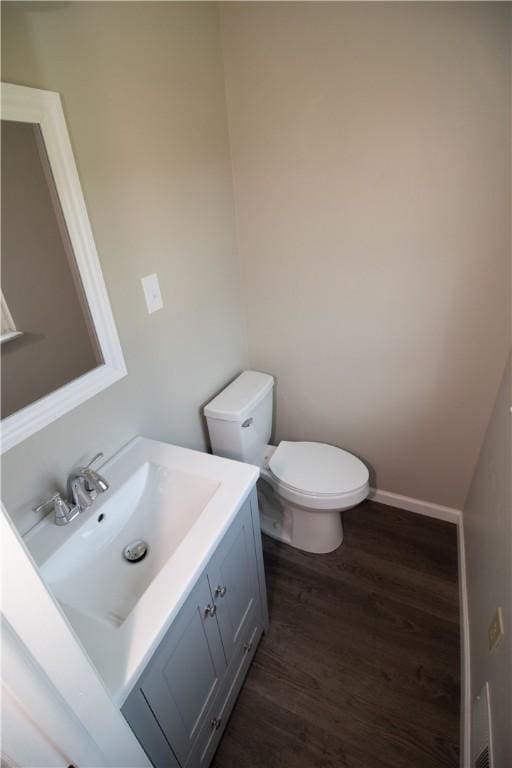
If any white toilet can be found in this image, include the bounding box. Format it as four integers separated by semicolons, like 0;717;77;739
204;371;369;554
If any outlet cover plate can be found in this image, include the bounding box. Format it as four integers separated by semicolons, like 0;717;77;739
488;607;504;651
141;273;163;314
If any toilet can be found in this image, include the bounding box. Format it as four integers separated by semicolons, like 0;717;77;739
204;371;369;554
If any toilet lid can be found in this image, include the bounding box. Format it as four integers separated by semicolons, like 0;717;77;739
269;441;369;496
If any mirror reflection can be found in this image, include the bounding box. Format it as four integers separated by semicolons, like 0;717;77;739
1;119;103;418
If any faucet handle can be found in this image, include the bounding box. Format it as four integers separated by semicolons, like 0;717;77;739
33;492;61;515
34;492;79;526
82;452;109;494
86;452;104;468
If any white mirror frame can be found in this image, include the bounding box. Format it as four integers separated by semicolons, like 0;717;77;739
1;83;127;453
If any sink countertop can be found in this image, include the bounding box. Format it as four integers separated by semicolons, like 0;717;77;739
24;437;259;706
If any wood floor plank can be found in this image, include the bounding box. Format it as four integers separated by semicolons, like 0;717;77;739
212;501;460;768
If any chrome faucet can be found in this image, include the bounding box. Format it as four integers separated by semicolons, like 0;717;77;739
67;452;109;512
34;452;109;526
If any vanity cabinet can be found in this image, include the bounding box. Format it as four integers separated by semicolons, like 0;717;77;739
122;488;268;768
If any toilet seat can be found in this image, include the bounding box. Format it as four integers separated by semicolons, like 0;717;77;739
266;441;369;510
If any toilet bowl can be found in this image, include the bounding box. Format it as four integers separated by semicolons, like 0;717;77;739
258;442;369;553
204;371;369;554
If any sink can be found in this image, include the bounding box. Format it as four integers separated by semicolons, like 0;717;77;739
41;461;219;627
24;436;259;704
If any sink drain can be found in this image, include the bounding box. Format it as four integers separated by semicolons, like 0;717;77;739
123;539;148;563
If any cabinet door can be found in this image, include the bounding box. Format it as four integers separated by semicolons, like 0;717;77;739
122;688;180;768
138;574;227;766
207;497;261;662
185;622;262;768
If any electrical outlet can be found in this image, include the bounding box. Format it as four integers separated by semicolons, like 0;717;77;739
488;607;504;651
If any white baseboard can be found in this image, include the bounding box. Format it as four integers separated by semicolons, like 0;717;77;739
368;487;470;766
368;487;462;524
457;520;471;768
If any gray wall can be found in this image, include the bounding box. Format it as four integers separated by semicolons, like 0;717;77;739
464;356;511;766
221;1;511;509
1;2;247;534
1;3;510;520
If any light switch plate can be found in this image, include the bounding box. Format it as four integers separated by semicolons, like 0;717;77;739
141;273;163;314
488;607;504;652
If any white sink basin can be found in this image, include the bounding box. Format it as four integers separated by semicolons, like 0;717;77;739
25;437;259;704
42;462;219;627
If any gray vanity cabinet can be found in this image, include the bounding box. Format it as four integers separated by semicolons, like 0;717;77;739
123;489;268;768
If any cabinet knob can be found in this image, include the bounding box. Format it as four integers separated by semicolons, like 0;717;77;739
211;717;222;731
215;585;227;598
204;603;217;618
243;641;253;653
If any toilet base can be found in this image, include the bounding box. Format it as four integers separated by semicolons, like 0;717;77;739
258;478;344;554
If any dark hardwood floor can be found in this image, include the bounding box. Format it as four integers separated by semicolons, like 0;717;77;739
211;500;460;768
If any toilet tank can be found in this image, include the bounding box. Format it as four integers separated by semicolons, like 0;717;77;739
204;371;274;464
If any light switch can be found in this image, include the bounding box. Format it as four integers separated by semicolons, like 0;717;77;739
141;273;163;314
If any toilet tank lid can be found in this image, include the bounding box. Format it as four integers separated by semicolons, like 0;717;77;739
204;371;274;422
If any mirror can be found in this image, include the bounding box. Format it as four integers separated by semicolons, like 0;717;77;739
1;83;126;452
1;120;104;417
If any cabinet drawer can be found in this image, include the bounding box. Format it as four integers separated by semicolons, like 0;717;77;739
186;620;262;768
